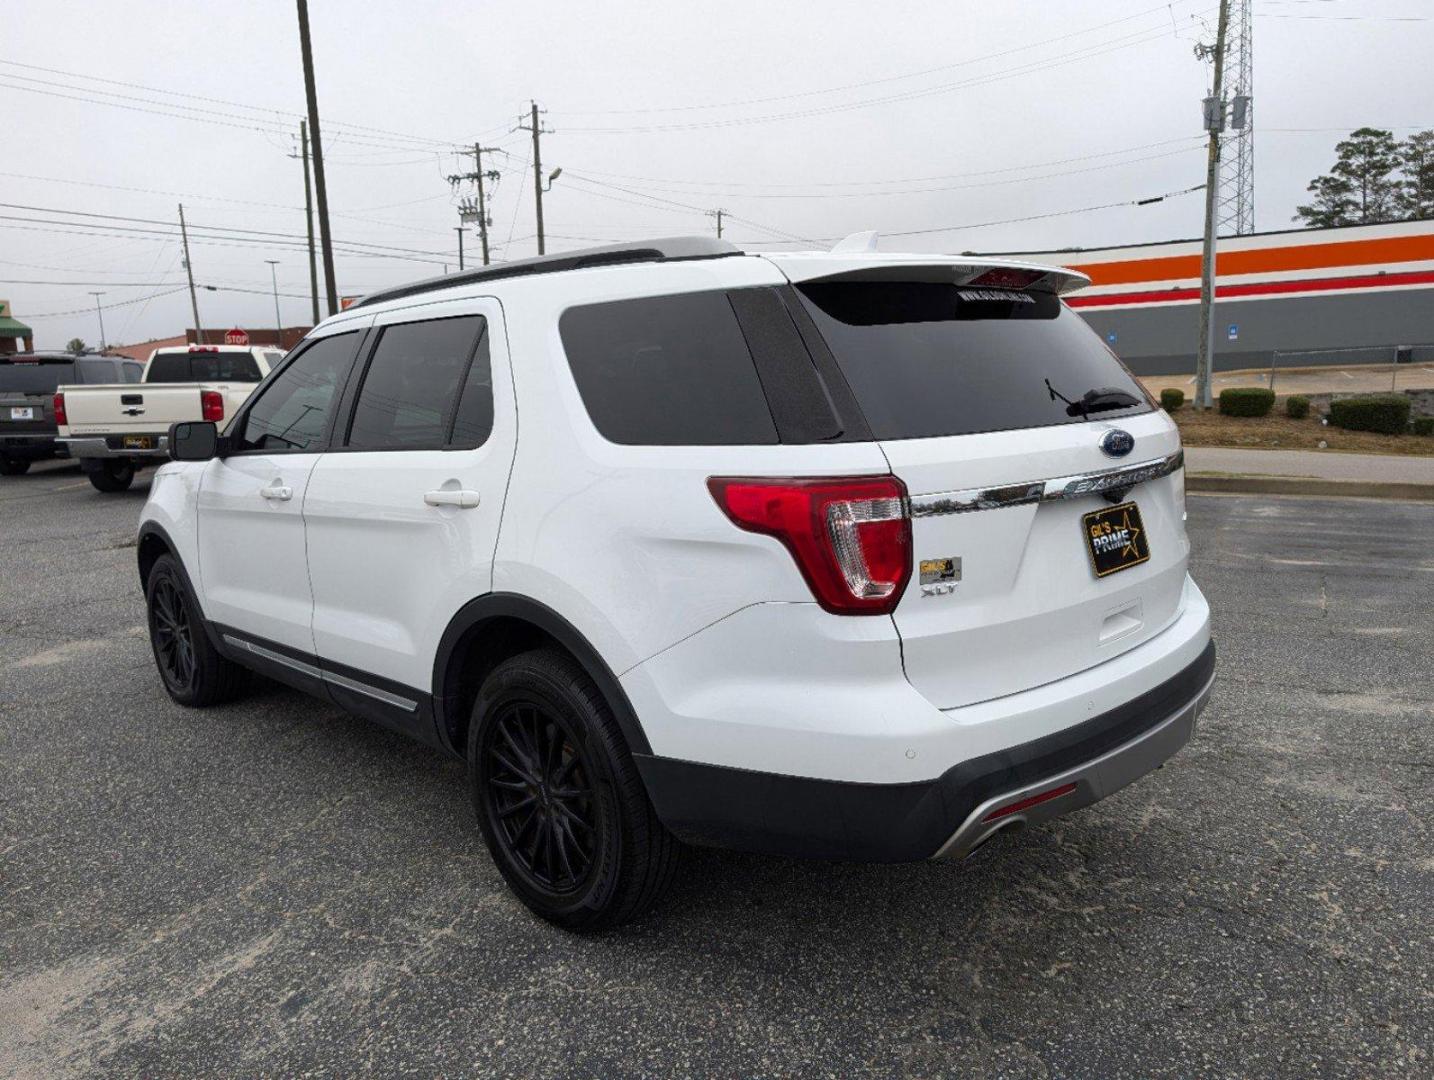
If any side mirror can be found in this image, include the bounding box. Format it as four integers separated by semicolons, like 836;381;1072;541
169;421;220;461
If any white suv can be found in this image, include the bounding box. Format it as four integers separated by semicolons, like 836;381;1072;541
138;238;1214;929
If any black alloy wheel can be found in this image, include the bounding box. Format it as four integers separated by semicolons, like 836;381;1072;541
482;701;600;895
150;575;197;695
144;554;248;707
469;649;679;930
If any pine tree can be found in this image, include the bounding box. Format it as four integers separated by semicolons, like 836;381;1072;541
1399;130;1434;220
1294;127;1403;226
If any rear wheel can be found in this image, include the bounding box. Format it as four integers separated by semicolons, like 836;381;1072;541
0;457;30;476
86;460;135;493
145;555;247;706
468;649;678;931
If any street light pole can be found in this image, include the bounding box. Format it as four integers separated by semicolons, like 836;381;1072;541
265;261;282;347
88;292;107;351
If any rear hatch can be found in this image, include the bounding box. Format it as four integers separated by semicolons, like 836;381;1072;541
790;271;1188;709
0;358;68;436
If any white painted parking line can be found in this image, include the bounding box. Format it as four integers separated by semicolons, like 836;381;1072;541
1340;371;1355;379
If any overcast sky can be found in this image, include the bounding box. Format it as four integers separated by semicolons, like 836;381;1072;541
4;0;1431;349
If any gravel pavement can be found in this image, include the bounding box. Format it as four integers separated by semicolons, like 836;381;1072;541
1;460;1430;1078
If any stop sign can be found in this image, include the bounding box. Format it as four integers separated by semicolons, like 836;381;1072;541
224;327;249;346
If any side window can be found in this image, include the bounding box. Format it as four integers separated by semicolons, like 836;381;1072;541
233;332;357;453
558;291;778;445
346;315;486;451
76;359;119;383
121;362;144;384
449;322;493;449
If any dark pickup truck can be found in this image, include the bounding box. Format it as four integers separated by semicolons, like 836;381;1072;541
0;353;144;475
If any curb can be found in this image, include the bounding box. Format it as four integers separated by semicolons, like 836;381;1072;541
1186;474;1434;502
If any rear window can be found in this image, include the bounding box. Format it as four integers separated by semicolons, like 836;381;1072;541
0;361;74;394
147;352;263;383
559;292;778;445
796;282;1151;440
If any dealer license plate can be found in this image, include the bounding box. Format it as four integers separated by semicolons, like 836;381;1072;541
1081;501;1151;578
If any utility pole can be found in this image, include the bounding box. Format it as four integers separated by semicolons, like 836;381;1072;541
1193;0;1231;411
517;102;552;255
265;260;282;344
454;226;465;271
449;143;501;266
299;121;320;323
88;292;107;351
178;203;203;344
296;0;338;315
709;208;727;238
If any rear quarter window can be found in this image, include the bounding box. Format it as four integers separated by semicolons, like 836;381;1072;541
559;291;778;446
796;282;1151;440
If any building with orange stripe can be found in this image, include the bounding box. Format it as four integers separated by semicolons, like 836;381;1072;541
997;219;1434;376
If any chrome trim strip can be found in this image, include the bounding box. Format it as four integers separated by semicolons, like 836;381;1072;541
909;451;1183;518
221;634;418;713
223;634;321;678
931;666;1214;860
321;669;419;714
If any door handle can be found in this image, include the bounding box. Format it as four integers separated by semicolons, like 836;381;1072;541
424;489;481;509
260;483;293;501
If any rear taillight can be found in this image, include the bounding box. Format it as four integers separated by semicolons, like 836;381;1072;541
708;475;911;615
200;390;224;423
52;392;67;426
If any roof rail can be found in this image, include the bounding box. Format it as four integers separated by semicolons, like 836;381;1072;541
352;236;742;310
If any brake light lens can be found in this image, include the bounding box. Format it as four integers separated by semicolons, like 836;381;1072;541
200;390;224;423
52;392;67;426
708;475;911;615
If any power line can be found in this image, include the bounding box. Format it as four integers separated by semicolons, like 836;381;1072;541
557;13;1215;132
559;0;1206;116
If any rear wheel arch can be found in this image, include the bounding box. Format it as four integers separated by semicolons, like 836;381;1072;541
433;594;653;762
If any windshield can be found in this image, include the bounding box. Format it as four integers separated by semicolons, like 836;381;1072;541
796;282;1150;440
0;361;74;394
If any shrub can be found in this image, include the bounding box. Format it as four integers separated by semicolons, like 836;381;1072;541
1219;387;1276;417
1328;394;1411;435
1160;387;1184;412
1284;394;1310;419
1412;416;1434;437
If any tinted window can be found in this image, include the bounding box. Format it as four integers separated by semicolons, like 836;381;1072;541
559;291;777;445
121;362;144;384
347;316;485;451
796;283;1151;440
76;359;118;383
0;361;74;394
146;352;262;382
450;323;494;448
235;333;356;452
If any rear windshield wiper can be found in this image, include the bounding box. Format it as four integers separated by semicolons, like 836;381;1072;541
1045;379;1142;419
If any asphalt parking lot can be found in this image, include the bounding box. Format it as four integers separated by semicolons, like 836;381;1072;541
2;460;1430;1078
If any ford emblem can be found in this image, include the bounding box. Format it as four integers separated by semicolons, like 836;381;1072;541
1100;429;1135;458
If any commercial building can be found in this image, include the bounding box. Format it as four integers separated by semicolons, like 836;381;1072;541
1004;219;1434;376
109;326;311;362
0;300;35;355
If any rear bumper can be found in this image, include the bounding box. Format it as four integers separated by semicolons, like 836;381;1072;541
60;435;169;460
0;434;61;459
636;639;1214;862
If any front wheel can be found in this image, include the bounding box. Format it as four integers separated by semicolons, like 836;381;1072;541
468;649;678;931
86;460;135;492
0;457;30;476
145;554;248;706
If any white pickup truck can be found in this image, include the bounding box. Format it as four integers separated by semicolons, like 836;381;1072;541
57;344;284;491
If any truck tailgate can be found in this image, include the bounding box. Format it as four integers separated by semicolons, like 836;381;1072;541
59;384;205;435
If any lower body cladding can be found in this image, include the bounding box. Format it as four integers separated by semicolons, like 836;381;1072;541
625;576;1214;862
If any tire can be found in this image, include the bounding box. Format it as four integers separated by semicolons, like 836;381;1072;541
87;460;135;493
468;648;679;931
0;457;31;476
145;554;248;706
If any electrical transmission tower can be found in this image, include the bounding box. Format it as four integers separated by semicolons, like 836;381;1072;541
1217;0;1254;235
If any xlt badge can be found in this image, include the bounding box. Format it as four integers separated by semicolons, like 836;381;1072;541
919;557;961;596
